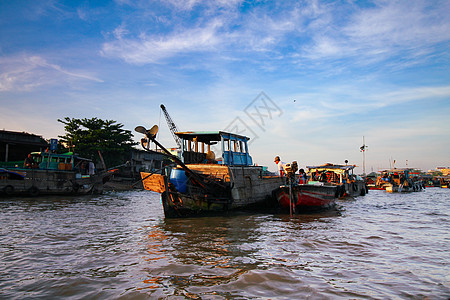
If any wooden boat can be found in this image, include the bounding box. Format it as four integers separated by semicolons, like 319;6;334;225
272;182;338;213
0;152;118;196
136;126;284;218
306;163;368;197
375;168;424;192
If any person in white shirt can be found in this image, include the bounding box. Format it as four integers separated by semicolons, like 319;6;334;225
274;156;286;177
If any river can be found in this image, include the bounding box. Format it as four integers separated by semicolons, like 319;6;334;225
0;188;449;299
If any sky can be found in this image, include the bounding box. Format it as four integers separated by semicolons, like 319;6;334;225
1;0;449;174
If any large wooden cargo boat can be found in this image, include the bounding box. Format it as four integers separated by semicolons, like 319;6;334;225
136;127;284;218
0;152;117;196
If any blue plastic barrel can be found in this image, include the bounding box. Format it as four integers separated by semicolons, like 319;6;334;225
169;168;187;193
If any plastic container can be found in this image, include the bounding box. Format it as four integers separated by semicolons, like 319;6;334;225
170;168;188;193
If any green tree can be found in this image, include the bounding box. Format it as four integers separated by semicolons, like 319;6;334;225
58;117;137;168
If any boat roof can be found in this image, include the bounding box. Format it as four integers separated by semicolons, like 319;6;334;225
306;163;356;171
30;152;92;161
175;131;250;144
380;168;410;173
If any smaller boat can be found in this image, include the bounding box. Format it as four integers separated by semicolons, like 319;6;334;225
437;176;450;188
375;169;424;192
272;162;339;214
273;182;338;213
306;163;367;197
0;151;120;196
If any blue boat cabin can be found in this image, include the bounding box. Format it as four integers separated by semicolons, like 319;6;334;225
175;131;253;166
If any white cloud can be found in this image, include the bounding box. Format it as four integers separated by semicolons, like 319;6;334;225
304;0;450;63
101;19;225;63
0;54;103;92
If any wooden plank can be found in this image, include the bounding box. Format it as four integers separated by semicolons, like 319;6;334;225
141;172;166;193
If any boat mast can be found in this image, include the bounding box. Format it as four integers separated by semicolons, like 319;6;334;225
360;136;368;175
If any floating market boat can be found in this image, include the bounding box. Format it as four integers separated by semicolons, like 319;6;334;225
375;168;425;192
0;152;118;196
271;161;338;213
136;125;284;218
273;182;338;213
305;163;368;197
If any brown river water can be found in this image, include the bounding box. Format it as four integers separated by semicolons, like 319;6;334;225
1;188;449;299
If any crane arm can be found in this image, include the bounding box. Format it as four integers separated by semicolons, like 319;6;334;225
160;104;182;148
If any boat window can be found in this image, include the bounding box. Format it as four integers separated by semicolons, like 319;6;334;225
238;141;244;153
224;139;230;151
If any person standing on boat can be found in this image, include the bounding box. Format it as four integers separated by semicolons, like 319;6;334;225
274;156;286;177
299;168;307;184
88;161;95;175
23;154;37;168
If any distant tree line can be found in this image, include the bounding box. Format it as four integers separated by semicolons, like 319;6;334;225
57;117;137;168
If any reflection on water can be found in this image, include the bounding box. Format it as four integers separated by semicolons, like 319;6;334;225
0;189;449;299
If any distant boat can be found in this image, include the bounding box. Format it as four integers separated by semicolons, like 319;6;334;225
375;168;425;192
305;163;368;197
137;127;284;218
0;152;118;196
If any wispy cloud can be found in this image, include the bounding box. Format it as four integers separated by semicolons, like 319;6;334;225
304;1;450;63
103;0;450;72
101;19;224;64
0;54;103;92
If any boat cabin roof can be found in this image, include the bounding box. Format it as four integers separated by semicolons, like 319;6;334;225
307;164;355;171
380;168;410;173
306;164;356;175
31;152;92;161
175;131;250;145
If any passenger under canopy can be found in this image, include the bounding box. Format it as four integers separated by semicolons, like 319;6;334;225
175;131;253;166
307;163;357;183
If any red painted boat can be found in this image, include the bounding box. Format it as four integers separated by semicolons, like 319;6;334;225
273;183;339;213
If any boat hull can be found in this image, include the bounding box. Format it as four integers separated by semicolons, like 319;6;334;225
273;184;338;213
385;181;424;193
141;165;284;218
0;168;112;196
342;180;368;197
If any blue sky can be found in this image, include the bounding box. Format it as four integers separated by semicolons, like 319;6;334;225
1;0;449;173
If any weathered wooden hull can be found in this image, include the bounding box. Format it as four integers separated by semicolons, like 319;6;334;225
341;180;368;197
273;184;338;213
385;181;424;193
141;165;284;218
0;168;110;196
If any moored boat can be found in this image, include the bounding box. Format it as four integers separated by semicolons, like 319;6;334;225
0;152;118;196
375;168;424;192
306;163;367;197
136;126;284;218
273;182;338;213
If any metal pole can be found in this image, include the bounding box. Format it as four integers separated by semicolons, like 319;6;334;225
5;143;9;162
289;177;292;217
363;136;365;175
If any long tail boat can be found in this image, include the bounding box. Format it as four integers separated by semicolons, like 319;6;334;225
135;125;284;218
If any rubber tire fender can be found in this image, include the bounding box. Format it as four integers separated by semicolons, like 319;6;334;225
4;185;14;195
340;185;346;197
28;186;40;197
360;187;366;196
334;185;340;198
